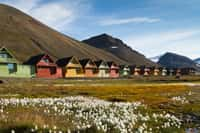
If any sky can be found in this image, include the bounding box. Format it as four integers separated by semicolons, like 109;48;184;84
0;0;200;59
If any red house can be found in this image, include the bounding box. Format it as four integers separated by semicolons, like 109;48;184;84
25;54;62;78
107;61;119;78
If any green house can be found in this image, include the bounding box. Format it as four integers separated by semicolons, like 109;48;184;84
119;65;130;77
0;47;35;78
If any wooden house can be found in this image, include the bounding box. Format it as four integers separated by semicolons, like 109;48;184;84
95;60;110;78
129;65;140;76
144;67;150;76
181;68;196;75
161;68;167;76
25;54;62;78
119;65;130;77
79;59;97;78
134;67;141;76
149;67;155;76
107;61;119;78
176;68;181;77
169;69;175;76
56;56;83;78
0;47;35;78
153;67;160;76
138;66;145;75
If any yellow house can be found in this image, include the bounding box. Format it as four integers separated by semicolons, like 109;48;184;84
154;68;160;76
56;56;83;78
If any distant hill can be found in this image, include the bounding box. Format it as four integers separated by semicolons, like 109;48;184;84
158;52;199;70
83;34;157;67
0;4;126;64
194;58;200;64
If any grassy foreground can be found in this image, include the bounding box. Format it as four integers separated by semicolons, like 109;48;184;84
0;77;199;132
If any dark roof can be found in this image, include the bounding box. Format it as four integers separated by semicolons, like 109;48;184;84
56;56;73;67
24;54;45;65
107;61;118;67
119;65;129;69
107;61;113;67
94;60;104;67
129;65;137;72
79;59;91;68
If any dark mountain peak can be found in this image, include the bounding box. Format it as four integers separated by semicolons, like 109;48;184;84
161;52;193;62
164;52;179;56
98;33;112;38
83;34;158;67
158;52;199;69
85;33;124;45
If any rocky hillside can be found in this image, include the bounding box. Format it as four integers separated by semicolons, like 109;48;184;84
158;52;199;69
0;4;126;64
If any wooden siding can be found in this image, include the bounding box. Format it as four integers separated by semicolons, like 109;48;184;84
34;54;62;78
108;62;119;78
0;47;35;78
134;68;140;76
0;63;35;78
154;68;160;76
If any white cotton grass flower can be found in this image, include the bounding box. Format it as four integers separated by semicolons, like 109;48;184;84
171;96;189;104
0;96;182;133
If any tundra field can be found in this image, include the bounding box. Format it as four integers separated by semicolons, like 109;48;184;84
0;76;200;133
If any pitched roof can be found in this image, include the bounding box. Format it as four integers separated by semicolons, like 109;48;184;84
94;60;104;67
56;56;73;67
24;54;53;65
107;61;114;68
79;59;90;68
119;65;129;69
0;47;19;63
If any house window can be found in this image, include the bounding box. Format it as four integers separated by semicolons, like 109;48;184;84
77;68;83;74
50;67;57;75
0;53;8;58
42;58;49;63
8;63;17;73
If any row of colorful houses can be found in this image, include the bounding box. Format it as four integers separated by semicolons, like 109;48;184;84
0;47;196;78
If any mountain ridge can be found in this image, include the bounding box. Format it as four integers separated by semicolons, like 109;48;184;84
83;34;158;67
0;4;127;64
158;52;199;70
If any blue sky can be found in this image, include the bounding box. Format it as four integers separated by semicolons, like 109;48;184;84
1;0;200;59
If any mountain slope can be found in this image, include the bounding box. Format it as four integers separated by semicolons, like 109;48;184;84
158;52;199;69
0;4;126;64
83;34;157;67
194;58;200;64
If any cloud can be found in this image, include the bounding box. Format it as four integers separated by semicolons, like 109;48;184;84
0;0;90;31
1;0;40;12
124;29;200;59
30;2;74;30
100;17;160;26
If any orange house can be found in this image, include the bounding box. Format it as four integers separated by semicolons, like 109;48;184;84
144;67;150;76
79;59;97;78
107;61;119;78
134;67;141;76
56;56;83;78
154;67;160;76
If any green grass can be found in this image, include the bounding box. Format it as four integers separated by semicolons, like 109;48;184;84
0;77;200;132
